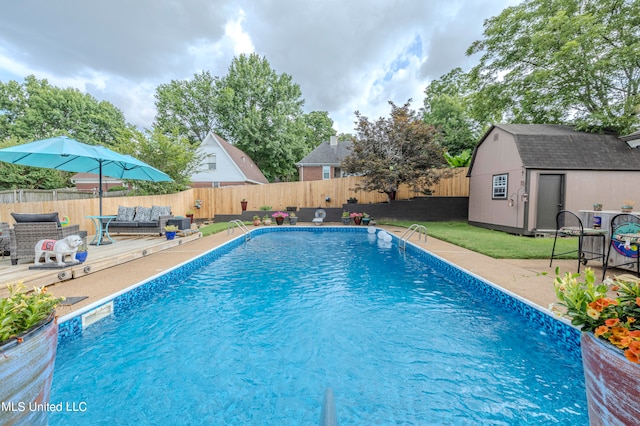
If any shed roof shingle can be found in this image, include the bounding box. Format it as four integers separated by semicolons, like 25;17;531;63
473;124;640;171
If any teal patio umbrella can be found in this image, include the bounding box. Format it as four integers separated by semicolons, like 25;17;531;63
0;136;173;215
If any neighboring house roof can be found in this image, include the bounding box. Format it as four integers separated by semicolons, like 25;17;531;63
215;134;268;184
70;173;124;185
296;139;353;166
192;133;268;185
468;124;640;175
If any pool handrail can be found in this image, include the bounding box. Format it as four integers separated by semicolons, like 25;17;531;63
399;224;427;250
227;219;251;241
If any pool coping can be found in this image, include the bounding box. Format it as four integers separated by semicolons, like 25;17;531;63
57;226;580;358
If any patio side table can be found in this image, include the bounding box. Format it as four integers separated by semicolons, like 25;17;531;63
87;215;117;246
166;218;191;230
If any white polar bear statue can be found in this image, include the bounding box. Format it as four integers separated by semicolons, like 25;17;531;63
34;235;84;266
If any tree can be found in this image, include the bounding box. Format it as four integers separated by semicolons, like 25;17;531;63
1;75;128;145
342;100;450;197
214;53;306;181
300;110;336;150
153;71;220;146
113;127;197;194
423;68;494;155
466;0;640;134
0;76;130;190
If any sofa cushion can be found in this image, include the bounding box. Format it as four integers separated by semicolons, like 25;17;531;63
134;206;152;222
116;206;136;222
136;221;158;228
150;205;171;221
11;212;61;227
109;221;140;228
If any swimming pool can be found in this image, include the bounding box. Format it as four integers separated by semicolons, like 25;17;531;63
50;228;587;424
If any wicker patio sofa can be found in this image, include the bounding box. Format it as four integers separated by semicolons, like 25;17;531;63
9;212;87;265
103;205;173;236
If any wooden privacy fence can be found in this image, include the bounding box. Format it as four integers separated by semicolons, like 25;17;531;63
0;188;130;203
0;168;468;231
195;168;469;216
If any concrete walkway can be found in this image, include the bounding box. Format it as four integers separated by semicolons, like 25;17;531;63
47;224;599;318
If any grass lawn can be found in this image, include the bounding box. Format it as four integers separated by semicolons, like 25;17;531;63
384;221;578;260
198;222;231;237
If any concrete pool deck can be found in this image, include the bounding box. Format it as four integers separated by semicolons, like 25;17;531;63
47;223;601;318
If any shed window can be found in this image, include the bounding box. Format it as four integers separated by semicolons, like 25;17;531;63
492;174;508;199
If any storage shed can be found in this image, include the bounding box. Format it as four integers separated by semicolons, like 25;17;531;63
467;124;640;235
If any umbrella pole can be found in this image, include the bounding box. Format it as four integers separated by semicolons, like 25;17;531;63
99;162;103;217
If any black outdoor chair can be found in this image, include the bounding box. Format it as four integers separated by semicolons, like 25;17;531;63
602;213;640;280
550;210;607;273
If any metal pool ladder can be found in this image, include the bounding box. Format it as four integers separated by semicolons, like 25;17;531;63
399;224;427;250
227;219;251;241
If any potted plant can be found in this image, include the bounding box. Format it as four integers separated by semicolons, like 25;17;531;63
341;211;351;225
262;215;272;226
288;212;298;225
0;283;64;425
361;212;371;225
272;211;289;225
194;199;202;209
75;240;89;263
621;200;635;212
185;209;195;224
350;211;363;225
347;197;358;204
593;203;603;212
240;199;248;211
552;268;640;423
165;225;179;240
252;215;261;226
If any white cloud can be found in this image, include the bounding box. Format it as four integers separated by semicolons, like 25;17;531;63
0;0;518;136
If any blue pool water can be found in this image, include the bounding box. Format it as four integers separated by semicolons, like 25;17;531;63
50;230;587;424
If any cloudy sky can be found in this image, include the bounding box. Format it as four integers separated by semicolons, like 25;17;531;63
0;0;519;136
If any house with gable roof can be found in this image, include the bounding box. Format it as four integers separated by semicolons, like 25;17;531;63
296;136;353;181
190;132;268;187
467;124;640;235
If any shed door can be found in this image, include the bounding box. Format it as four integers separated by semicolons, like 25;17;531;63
536;174;564;230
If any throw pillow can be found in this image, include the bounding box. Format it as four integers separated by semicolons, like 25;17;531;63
116;206;136;222
134;206;152;222
150;205;172;220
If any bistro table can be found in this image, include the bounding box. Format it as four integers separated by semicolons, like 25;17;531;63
580;210;640;274
87;215;117;246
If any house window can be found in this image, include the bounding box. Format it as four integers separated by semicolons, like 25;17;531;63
206;155;216;171
322;166;331;180
492;174;508;199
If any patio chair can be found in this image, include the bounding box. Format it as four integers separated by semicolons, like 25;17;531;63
0;222;10;258
602;213;640;280
9;213;87;265
312;209;326;225
549;210;607;273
